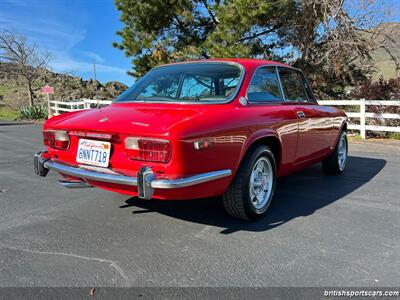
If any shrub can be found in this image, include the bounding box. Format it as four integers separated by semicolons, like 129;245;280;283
19;105;47;120
350;77;400;100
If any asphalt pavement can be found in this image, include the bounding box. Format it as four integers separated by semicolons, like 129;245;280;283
0;121;399;287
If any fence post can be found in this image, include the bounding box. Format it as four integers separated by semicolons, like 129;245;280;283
360;98;366;139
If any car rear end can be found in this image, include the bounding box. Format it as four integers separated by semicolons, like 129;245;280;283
34;106;236;200
34;61;245;200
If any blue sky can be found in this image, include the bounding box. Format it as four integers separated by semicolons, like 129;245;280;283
0;0;134;85
1;0;399;86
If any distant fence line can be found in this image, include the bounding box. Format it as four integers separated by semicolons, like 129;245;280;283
318;99;400;138
50;98;400;139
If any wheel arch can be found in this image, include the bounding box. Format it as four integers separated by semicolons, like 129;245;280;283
341;121;348;132
331;121;348;148
235;133;282;177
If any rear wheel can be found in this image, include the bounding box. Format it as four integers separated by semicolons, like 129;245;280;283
223;145;277;221
322;131;348;174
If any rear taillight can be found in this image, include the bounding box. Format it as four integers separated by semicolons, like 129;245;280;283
43;130;70;150
125;137;171;162
43;131;54;147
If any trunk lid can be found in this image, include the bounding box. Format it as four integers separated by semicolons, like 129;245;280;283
44;102;212;176
48;102;204;135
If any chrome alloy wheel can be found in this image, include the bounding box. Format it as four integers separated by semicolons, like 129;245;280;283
249;157;273;210
338;134;347;171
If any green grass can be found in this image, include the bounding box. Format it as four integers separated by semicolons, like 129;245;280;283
0;105;19;120
349;132;400;141
389;133;400;140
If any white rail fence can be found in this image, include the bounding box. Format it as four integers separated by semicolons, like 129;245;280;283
50;98;400;139
318;99;400;139
50;99;112;116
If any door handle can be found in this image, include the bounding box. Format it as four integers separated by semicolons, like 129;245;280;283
297;111;305;119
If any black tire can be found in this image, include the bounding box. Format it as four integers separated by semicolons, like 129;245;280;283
322;131;348;175
223;145;277;221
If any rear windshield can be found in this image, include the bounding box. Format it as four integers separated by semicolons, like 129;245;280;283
115;63;243;103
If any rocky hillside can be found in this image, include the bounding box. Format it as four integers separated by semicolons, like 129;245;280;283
0;62;128;108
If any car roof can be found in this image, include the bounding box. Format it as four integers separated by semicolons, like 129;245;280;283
161;58;291;70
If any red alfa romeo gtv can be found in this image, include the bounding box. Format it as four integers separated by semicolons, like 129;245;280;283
34;59;348;220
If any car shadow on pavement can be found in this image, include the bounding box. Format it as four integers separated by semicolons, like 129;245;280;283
121;156;386;234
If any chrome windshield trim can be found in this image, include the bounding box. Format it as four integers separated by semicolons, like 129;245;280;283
113;61;246;105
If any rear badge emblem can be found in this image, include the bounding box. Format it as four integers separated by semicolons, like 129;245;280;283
99;117;108;123
132;121;150;127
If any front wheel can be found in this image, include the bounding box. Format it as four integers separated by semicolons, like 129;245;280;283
322;131;348;174
223;145;277;221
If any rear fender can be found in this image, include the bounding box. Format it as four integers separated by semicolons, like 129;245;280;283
233;129;282;176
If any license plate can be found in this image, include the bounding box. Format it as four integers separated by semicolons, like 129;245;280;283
76;139;111;167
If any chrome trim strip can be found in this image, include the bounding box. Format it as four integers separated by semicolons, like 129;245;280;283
151;169;232;189
275;65;286;102
44;161;138;186
43;161;232;189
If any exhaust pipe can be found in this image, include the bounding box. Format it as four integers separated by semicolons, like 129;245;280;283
58;180;93;189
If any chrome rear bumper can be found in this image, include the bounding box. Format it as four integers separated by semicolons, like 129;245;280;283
34;151;232;200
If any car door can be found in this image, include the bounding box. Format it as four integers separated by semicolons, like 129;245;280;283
277;67;333;164
246;66;299;175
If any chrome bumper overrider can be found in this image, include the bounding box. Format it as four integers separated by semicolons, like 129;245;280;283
34;151;232;200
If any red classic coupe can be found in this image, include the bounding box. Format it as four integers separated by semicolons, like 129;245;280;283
34;59;348;220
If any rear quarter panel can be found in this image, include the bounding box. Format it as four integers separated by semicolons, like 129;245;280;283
329;106;348;146
171;103;298;179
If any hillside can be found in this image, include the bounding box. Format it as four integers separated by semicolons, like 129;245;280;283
368;22;400;80
0;62;128;108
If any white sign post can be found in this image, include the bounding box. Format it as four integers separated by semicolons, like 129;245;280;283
41;85;54;118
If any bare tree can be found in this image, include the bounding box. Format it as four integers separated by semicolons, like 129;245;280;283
373;23;400;82
0;31;52;107
293;0;380;68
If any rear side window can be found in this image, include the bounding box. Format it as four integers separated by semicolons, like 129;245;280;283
300;72;316;102
247;67;282;102
278;68;308;102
